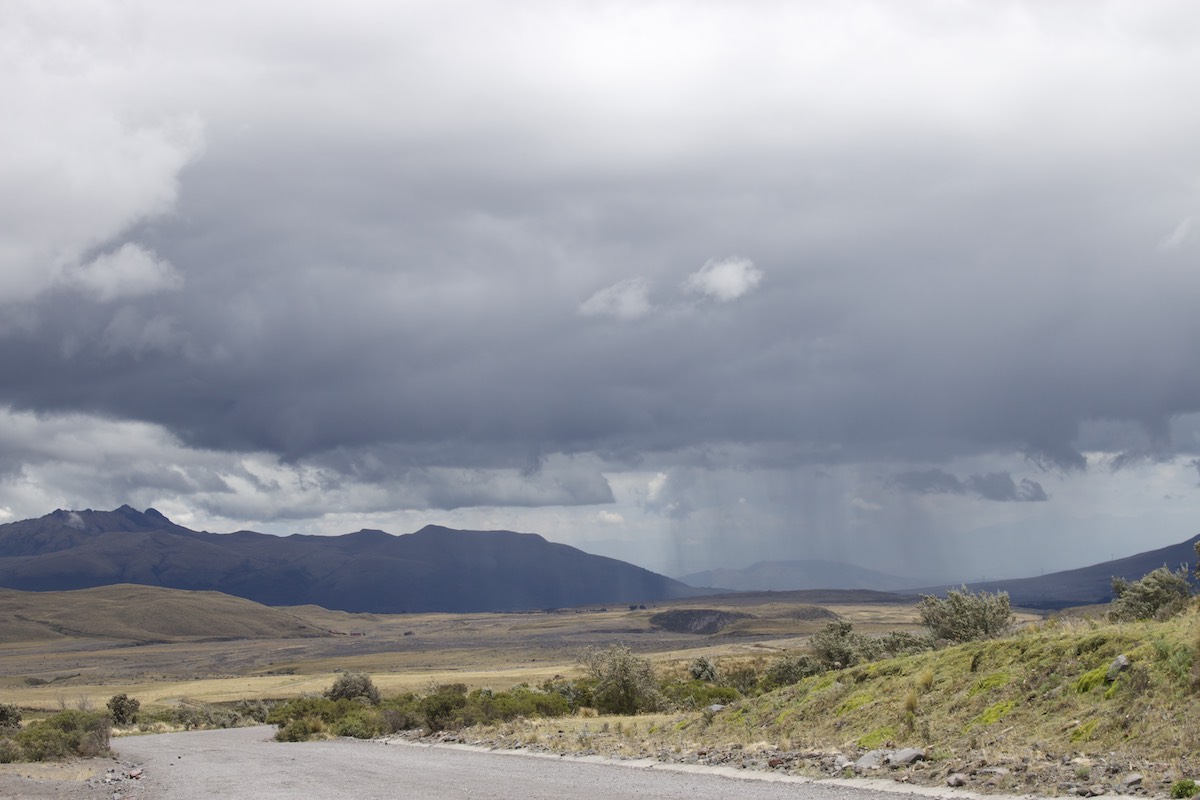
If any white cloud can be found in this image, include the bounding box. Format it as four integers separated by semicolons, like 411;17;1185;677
578;277;653;319
67;243;184;302
0;4;202;305
597;510;625;524
1159;216;1194;251
683;257;763;302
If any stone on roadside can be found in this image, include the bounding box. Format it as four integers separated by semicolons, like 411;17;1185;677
854;750;889;771
888;748;926;766
947;773;968;787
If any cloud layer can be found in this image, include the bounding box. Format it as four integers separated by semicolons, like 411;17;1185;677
3;0;1200;578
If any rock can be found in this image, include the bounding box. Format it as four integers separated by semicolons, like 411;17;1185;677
947;773;968;787
1120;773;1144;789
1106;654;1131;682
979;767;1011;776
1076;785;1107;797
854;750;889;771
888;748;926;766
706;704;725;713
767;757;785;768
834;755;853;771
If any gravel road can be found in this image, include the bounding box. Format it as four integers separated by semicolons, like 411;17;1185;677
110;726;978;800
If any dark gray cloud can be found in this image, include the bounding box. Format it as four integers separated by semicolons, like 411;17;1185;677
893;469;1047;503
2;1;1200;574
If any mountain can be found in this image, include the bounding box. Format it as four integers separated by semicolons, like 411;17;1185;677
919;533;1200;609
0;506;702;613
681;559;920;592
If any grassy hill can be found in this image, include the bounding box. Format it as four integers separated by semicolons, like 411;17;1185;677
0;584;328;643
467;605;1200;794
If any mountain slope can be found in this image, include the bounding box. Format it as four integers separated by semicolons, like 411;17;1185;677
920;533;1200;609
0;584;327;643
681;559;920;592
0;507;701;613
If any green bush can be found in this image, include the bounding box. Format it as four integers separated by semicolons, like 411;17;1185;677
274;716;326;742
418;683;469;731
809;621;883;669
0;738;21;763
1172;779;1200;799
1109;566;1193;622
0;703;21;729
917;587;1012;643
144;703;245;731
331;708;386;739
878;630;936;657
659;679;740;710
324;672;381;705
106;693;140;726
688;657;719;682
763;653;825;689
581;645;662;715
14;709;110;761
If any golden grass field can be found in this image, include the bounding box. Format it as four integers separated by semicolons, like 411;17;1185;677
0;584;1019;711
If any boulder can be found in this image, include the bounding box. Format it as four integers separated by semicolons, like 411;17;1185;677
887;748;926;766
1106;654;1131;682
854;750;889;771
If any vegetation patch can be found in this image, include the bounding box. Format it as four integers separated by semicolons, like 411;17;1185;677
968;672;1012;697
835;692;874;716
648;609;753;635
857;725;897;749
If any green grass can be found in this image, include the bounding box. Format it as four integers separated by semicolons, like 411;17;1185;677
693;610;1200;761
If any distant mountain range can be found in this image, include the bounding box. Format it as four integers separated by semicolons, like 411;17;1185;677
681;559;919;592
0;506;702;613
917;533;1200;609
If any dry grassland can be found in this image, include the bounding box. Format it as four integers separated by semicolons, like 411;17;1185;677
0;585;1018;711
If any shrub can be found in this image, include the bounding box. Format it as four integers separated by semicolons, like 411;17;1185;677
917;587;1012;643
1109;566;1193;622
688;657;719;682
878;630;936;657
418;683;468;731
809;621;883;669
275;716;326;743
762;653;824;689
659;679;740;710
1172;780;1200;799
0;704;21;729
107;693;140;726
581;645;662;715
14;710;110;761
0;738;21;763
324;672;381;705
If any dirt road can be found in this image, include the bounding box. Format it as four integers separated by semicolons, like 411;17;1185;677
109;726;967;800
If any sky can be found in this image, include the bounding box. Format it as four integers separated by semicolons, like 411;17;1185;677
3;0;1200;582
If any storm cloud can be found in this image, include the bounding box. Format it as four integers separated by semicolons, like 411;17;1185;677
2;1;1200;578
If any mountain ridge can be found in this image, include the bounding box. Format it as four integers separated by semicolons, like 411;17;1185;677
0;506;703;613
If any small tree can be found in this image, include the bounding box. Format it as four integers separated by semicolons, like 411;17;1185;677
917;587;1012;644
324;672;381;705
106;694;140;726
1109;565;1192;622
581;645;662;715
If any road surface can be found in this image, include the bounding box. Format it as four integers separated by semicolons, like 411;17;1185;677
112;726;966;800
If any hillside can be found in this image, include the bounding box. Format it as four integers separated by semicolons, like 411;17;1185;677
681;559;919;592
921;533;1200;609
0;584;326;643
0;506;702;613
